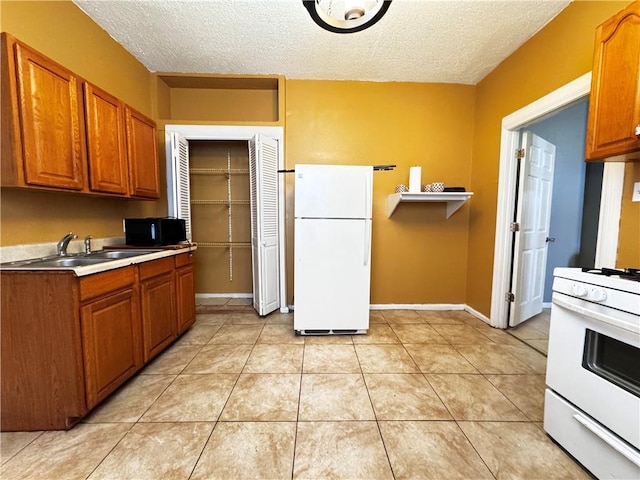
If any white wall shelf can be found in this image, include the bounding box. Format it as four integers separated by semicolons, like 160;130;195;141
387;192;474;218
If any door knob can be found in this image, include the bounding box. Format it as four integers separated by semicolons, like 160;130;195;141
546;237;555;243
635;124;640;137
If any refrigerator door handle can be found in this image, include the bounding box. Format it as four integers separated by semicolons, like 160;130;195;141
364;171;372;219
364;176;369;218
363;219;371;266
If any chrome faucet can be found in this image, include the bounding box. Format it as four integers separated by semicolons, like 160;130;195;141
84;235;93;255
56;232;77;257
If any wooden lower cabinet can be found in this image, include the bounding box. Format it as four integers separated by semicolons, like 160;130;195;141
140;258;177;362
0;273;86;431
0;252;195;431
81;288;142;409
176;253;196;334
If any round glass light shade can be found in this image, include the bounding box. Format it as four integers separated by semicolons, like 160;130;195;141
302;0;392;33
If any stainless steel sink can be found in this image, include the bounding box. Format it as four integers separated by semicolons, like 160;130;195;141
1;249;161;270
87;249;161;259
29;257;115;268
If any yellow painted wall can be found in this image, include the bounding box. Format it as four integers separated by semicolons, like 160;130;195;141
466;1;631;316
0;1;152;113
617;162;640;267
2;0;637;307
285;80;476;305
0;0;163;246
168;88;278;123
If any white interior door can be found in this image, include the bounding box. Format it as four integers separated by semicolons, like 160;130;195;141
249;134;280;316
510;131;556;326
168;133;192;241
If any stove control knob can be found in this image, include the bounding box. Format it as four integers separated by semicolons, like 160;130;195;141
572;283;589;297
589;288;607;302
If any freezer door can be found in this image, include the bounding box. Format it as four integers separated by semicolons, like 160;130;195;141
294;218;371;331
295;164;373;219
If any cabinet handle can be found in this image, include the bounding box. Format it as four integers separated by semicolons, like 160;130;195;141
635;124;640;137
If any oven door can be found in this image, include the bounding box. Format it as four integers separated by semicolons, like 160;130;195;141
546;291;640;451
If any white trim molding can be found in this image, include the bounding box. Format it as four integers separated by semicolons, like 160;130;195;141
595;162;625;268
369;303;491;325
369;304;466;311
196;293;253;299
464;304;491;324
490;73;591;329
165;124;289;314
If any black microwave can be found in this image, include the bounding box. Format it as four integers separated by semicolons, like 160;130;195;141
124;218;187;246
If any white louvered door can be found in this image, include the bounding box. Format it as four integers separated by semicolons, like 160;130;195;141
249;134;280;316
169;133;192;240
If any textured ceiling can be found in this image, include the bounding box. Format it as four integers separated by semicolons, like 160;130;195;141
73;0;571;85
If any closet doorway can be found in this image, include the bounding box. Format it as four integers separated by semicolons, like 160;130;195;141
189;140;252;296
166;125;287;315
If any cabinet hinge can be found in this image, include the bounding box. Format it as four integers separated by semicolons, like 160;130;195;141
516;148;525;159
505;292;515;302
510;222;520;232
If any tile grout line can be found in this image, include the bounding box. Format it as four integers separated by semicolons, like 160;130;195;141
82;421;136;480
186;421;217;480
356;344;398;480
290;338;307;479
0;308;568;479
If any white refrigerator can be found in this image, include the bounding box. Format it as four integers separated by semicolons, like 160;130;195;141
294;164;373;334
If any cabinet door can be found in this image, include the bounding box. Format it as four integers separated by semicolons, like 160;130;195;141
140;272;176;362
586;2;640;160
84;83;128;195
126;106;160;198
81;288;142;409
14;42;86;189
176;265;196;334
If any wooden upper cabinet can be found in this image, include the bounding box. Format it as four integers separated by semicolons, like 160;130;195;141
126;106;160;199
586;1;640;160
13;41;86;189
84;83;129;195
1;33;161;199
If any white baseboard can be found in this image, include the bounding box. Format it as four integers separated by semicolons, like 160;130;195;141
370;303;492;327
463;304;491;325
196;293;253;299
369;303;465;311
542;302;552;309
287;302;493;327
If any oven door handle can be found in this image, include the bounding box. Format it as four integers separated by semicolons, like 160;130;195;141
573;413;640;467
552;294;640;335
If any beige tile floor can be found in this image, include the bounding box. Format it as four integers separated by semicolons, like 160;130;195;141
0;309;593;480
508;308;551;355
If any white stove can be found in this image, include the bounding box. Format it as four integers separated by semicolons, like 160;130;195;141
544;267;640;479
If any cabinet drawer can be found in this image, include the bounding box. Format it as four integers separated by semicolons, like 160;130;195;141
80;267;135;302
139;256;174;281
174;252;193;268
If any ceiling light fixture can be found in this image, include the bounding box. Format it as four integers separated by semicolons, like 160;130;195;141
302;0;392;34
